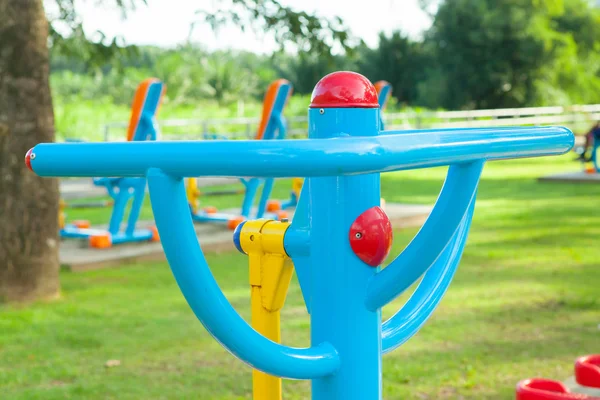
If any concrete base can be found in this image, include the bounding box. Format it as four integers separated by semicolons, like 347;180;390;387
538;171;600;184
59;202;432;272
563;376;600;397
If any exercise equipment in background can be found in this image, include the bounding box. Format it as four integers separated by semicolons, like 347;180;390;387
186;79;293;230
58;78;166;248
374;80;392;130
575;122;600;174
517;355;600;399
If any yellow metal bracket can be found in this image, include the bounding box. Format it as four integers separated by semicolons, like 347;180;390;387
239;219;293;400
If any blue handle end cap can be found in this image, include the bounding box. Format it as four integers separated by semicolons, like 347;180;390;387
233;221;247;254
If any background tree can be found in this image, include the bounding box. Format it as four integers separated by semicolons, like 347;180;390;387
357;31;431;106
0;0;59;302
0;0;351;303
276;53;357;94
204;52;258;106
422;0;600;109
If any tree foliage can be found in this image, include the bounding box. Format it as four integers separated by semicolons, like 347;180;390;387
198;0;355;55
50;0;600;112
421;0;600;109
357;32;432;106
46;0;353;71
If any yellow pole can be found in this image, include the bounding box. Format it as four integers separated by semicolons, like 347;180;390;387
251;287;283;398
58;199;66;229
240;220;293;400
186;178;200;213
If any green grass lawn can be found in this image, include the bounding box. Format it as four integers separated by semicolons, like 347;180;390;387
2;154;600;399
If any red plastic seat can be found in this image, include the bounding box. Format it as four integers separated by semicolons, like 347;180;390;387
576;355;600;389
516;378;599;399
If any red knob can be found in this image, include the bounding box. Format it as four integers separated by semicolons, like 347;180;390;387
349;206;393;267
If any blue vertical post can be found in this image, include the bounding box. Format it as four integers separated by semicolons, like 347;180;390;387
307;73;383;400
375;80;392;131
125;179;147;236
593;131;600;172
256;178;275;219
241;179;261;218
107;189;130;235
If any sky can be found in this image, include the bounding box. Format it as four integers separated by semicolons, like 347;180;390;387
50;0;433;53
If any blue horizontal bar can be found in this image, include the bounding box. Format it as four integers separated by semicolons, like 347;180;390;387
29;126;573;178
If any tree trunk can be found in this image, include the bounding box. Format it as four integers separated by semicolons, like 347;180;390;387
0;0;60;302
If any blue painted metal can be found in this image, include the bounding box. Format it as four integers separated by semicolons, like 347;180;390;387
364;160;483;310
282;184;311;312
279;191;299;210
262;82;292;141
232;221;246;254
378;85;391;109
31;126;574;178
303;106;383;399
382;199;475;354
240;178;260;218
130;80;164;142
377;82;392;130
28;73;575;400
592;127;600;172
146;168;340;379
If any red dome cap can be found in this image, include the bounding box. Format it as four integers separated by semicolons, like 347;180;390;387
310;71;379;109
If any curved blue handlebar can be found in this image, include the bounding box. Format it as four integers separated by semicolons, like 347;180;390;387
365;161;483;310
29;126;573;178
382;200;475;354
146;169;340;379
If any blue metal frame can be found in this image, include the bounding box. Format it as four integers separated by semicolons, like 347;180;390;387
591;131;600;172
377;82;392;130
28;73;574;399
60;80;165;246
279;188;299;210
191;82;293;225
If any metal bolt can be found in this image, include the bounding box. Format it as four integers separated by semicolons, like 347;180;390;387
281;218;289;223
30;153;36;160
249;235;255;241
355;232;363;239
319;109;325;115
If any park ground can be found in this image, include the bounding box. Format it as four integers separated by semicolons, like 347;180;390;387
1;154;599;399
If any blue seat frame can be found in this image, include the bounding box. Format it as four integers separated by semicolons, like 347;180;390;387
60;79;165;247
